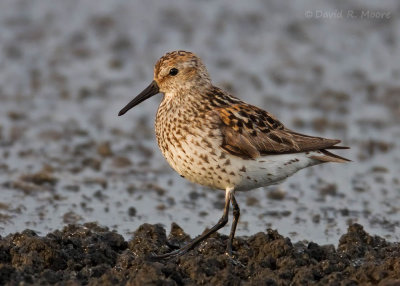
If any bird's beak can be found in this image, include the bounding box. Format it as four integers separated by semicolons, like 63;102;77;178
118;80;160;116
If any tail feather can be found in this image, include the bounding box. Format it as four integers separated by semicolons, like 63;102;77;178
325;145;350;150
310;149;351;163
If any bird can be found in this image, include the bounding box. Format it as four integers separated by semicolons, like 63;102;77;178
118;50;350;259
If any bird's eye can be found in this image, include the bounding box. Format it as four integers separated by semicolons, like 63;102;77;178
169;68;179;76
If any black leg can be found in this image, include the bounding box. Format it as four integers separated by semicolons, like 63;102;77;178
150;190;232;260
227;193;240;256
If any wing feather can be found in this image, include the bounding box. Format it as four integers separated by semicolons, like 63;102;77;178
210;103;346;160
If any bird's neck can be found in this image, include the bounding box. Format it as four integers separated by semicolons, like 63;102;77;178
160;84;212;111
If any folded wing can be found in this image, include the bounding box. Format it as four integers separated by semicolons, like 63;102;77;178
210;103;349;161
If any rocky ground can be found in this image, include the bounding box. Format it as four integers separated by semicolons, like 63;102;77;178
0;223;399;285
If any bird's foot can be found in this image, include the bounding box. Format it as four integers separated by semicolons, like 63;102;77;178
147;248;183;261
225;244;244;266
165;240;181;250
148;241;194;261
225;251;244;267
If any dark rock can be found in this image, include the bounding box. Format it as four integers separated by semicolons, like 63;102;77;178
0;223;399;285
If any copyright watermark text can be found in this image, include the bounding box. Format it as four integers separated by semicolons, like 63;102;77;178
304;9;391;20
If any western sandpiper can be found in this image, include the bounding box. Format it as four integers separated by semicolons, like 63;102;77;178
119;50;349;259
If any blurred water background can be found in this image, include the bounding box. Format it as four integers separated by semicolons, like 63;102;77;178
0;0;399;244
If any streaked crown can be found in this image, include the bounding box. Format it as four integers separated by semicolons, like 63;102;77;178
153;50;211;93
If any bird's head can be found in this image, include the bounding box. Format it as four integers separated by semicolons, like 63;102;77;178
118;50;211;116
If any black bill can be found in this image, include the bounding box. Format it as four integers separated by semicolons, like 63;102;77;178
118;80;160;116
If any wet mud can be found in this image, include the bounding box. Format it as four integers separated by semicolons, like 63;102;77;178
1;223;399;285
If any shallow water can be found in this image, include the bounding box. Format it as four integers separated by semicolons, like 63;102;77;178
0;0;399;244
